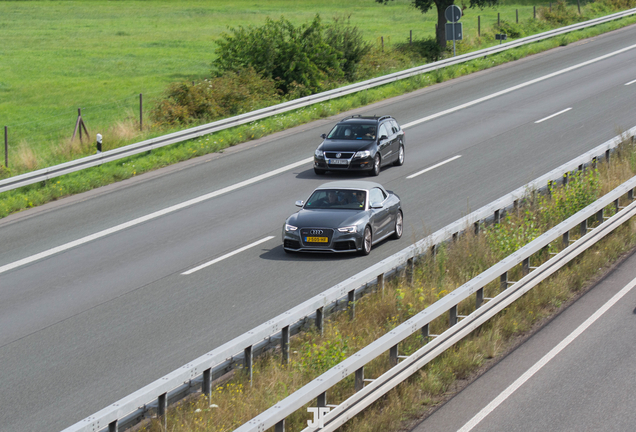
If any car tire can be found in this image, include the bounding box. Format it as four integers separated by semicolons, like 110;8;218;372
392;210;403;240
314;167;326;175
393;143;404;166
369;154;381;176
359;226;372;255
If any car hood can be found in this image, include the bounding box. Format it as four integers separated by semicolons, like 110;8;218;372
320;139;373;152
287;209;366;228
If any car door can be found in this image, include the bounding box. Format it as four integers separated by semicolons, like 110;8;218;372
377;123;392;164
389;119;401;162
369;187;391;238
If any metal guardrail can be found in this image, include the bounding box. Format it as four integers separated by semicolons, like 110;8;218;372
61;124;636;432
4;8;636;195
293;180;636;432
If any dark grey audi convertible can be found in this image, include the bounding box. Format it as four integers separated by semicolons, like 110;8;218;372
282;181;403;255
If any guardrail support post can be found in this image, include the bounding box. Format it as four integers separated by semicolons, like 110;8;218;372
158;392;167;430
514;199;519;217
522;258;530;276
355;367;364;391
592;156;597;169
407;258;415;285
578;164;583;172
316;307;324;336
431;244;437;259
597;209;604;224
318;391;327;408
614;199;620;214
563;172;569;186
109;420;118;432
282;326;290;365
390;345;399;366
452;232;458;242
203;368;211;399
244;345;253;383
474;221;480;235
580;219;587;237
476;287;484;308
562;230;569;248
606;149;610;164
629;188;634;201
449;305;458;326
500;272;508;290
494;209;500;224
348;290;356;320
421;323;429;342
275;419;285;432
378;273;385;296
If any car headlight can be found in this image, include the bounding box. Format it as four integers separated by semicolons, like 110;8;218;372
285;224;298;232
354;150;371;159
315;149;324;158
338;226;357;233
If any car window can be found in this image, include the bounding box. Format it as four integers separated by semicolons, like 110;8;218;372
390;119;400;133
369;188;386;205
304;189;366;210
327;125;357;140
378;123;389;139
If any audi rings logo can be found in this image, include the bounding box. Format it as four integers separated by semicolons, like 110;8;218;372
336;153;342;158
310;229;324;235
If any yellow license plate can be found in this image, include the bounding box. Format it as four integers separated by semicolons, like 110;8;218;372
305;236;328;243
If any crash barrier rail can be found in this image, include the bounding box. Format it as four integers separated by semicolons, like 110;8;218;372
245;176;636;432
61;123;636;432
4;8;636;195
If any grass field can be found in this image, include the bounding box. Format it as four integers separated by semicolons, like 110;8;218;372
1;0;585;162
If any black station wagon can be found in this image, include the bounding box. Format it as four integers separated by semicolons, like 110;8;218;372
313;115;405;176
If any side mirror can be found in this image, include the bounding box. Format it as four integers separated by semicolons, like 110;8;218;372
379;135;388;141
320;133;327;139
295;200;304;207
370;202;383;209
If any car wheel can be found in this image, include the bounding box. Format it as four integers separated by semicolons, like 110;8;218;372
392;210;403;240
314;167;326;175
359;226;372;255
369;154;381;176
393;143;404;166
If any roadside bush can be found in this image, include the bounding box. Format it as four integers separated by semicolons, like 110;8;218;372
212;15;344;95
325;15;373;81
538;0;585;25
395;37;443;63
152;68;281;126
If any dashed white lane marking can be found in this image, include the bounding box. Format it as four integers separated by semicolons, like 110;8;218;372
0;159;311;275
457;275;636;432
535;107;572;124
407;155;462;179
182;236;275;275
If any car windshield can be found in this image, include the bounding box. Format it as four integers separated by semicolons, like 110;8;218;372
326;124;376;140
304;189;367;210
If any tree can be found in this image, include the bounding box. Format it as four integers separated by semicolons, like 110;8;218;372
376;0;499;49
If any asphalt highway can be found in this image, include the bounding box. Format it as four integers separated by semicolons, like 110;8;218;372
1;24;636;432
412;250;636;432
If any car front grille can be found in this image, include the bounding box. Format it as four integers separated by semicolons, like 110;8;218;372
325;152;354;159
299;228;334;247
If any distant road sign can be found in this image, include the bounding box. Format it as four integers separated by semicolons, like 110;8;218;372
445;22;463;40
445;5;462;23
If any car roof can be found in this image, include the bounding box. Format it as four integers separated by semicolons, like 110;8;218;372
337;115;393;125
315;181;384;191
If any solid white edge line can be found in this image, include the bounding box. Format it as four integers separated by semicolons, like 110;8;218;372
401;43;636;130
407;155;462;179
457;275;636;432
535;107;573;124
182;236;275;275
625;79;636;85
0;158;312;275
